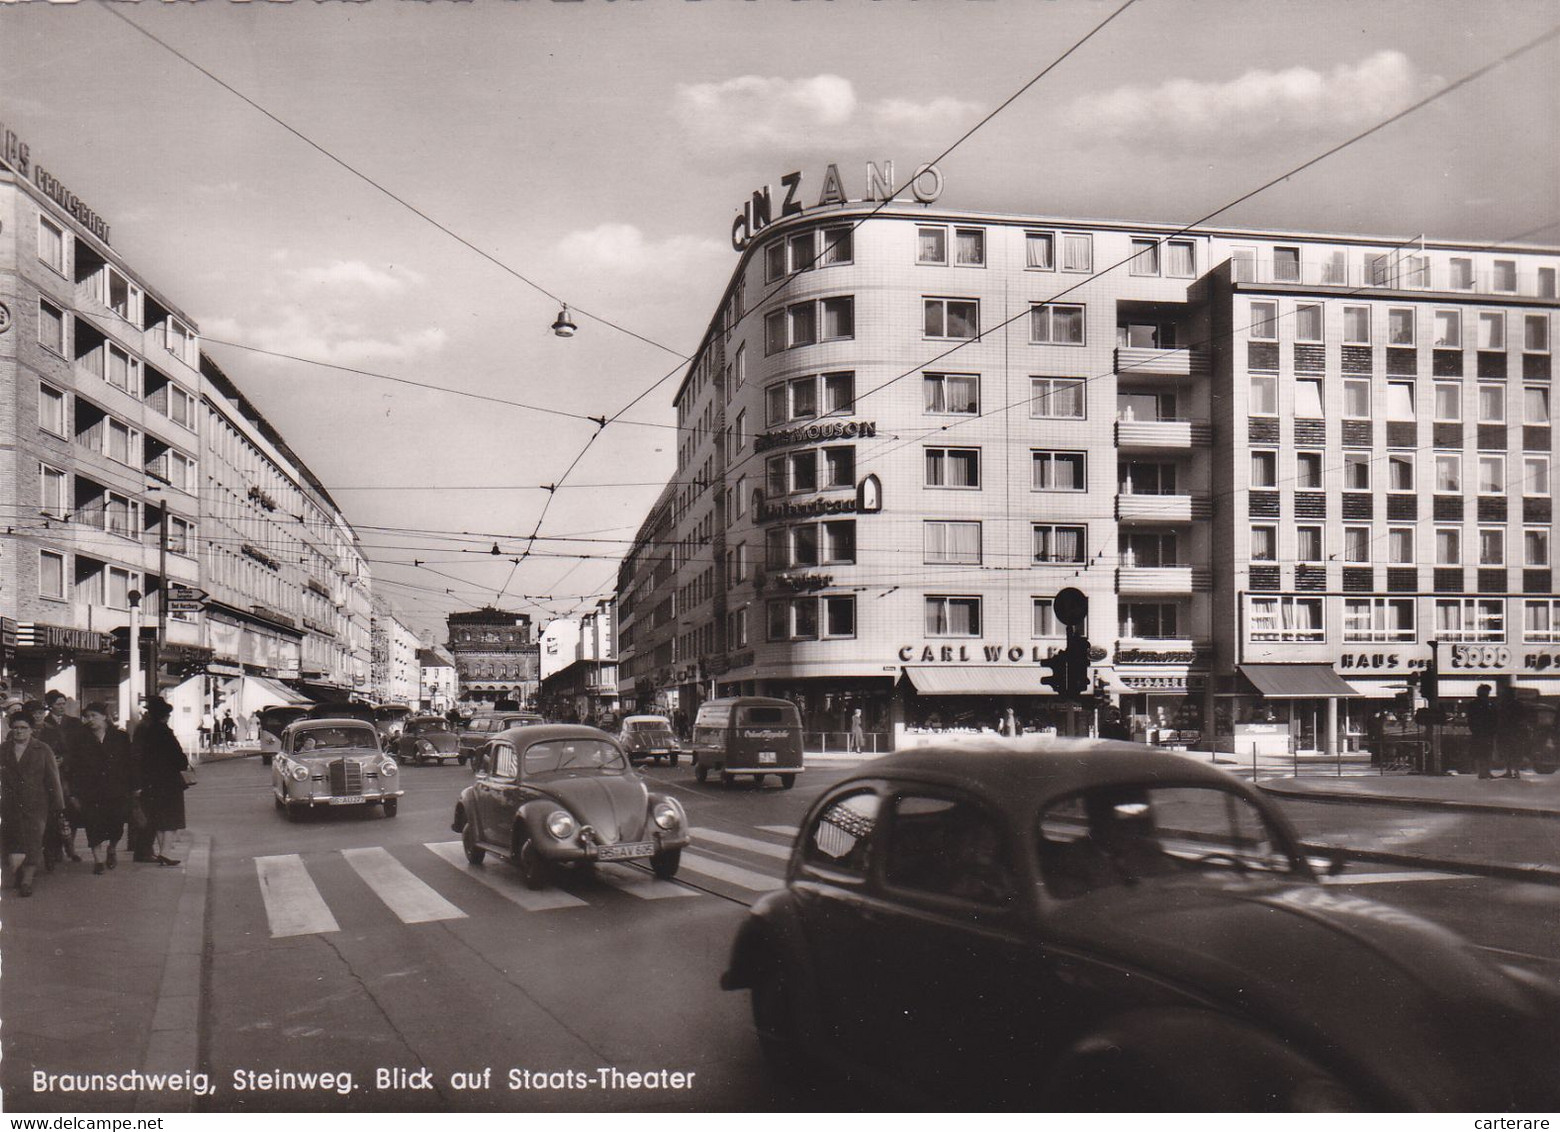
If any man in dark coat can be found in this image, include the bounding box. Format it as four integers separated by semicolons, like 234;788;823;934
1465;684;1498;780
36;692;86;861
132;697;188;866
3;710;66;896
67;703;136;874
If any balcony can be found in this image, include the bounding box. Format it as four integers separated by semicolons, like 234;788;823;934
1115;418;1212;450
1114;346;1207;379
1115;565;1210;594
1115;493;1211;523
1231;256;1557;298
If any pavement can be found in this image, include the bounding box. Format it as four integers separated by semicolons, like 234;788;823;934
2;744;1557;1114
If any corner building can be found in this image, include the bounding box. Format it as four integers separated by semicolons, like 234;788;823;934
615;200;1558;755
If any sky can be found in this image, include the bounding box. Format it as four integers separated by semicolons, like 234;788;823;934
3;0;1557;643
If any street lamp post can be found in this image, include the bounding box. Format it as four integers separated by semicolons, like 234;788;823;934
126;589;142;724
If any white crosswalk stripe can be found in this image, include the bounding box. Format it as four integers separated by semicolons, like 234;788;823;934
757;825;799;838
343;846;467;923
423;841;589;910
256;854;339;938
1323;870;1465;885
691;826;791;860
679;850;782;892
594;862;701;899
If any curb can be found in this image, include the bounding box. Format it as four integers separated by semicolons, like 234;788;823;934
1301;840;1560;887
135;831;211;1115
1260;780;1560;821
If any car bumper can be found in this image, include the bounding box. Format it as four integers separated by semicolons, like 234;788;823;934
535;829;690;864
282;788;404;806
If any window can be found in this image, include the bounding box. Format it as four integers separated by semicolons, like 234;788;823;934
167;384;196;429
1479;528;1504;566
1527;528;1551;566
1478;312;1505;350
167;516;196;557
1525;600;1560;644
1249;300;1278;340
1062;232;1092;272
1525;314;1550;353
925;596;981;637
821;297;854;340
1478;455;1504;494
1524;455;1551;496
1251;526;1277;562
1121;602;1180;639
823;446;855;488
1344;526;1371;563
924;373;979;414
1434;310;1461;348
1434;383;1462;421
1296;303;1323;342
765;240;787;282
39;464;67;517
1250;375;1278;415
1295;379;1323;418
1388;455;1415;491
1344;598;1415;642
1478;384;1506;423
788;231;815;274
1449;257;1474;290
1343;378;1371;419
1344;453;1371;490
789;450;817;493
1385;382;1415;421
1025;231;1055;270
1249;596;1324;642
1527;386;1552;425
1030;377;1084;418
764;310;786;355
925;298;979;339
1366;252;1393;286
1343;306;1371;344
1032;599;1068;638
38;299;65;354
822;371;854;413
1296;452;1323;489
39;550;66;600
1388;527;1414;564
1273;246;1301;282
1033;524;1086;564
1541;268;1558;299
820;225;853;266
767;377;818;425
106;566;136;610
1388;308;1415;346
1435;598;1504;642
1250;451;1277;487
1297;526;1324;562
791;523;818;566
1435;454;1462;493
38;216;65;273
767;299;853;351
924;521;982;565
106;344;140;396
768;597;828;642
884;795;1011;905
734;475;748;518
921;446;981;489
1166;240;1195;277
1130;238;1160;276
1029;304;1084;345
917;226;947;265
733;344;746;392
1319;249;1346;284
955;228;985;267
165;319;195;365
790;302;816;346
1032;450;1086;491
823;520;855;564
734;409;747;452
1492;260;1517;293
803;791;879;873
38;383;66;436
107;420;139;467
1435;528;1462;566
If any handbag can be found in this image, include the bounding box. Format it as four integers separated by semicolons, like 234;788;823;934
180;768;198;788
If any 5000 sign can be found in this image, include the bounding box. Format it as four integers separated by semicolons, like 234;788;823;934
1450;644;1512;669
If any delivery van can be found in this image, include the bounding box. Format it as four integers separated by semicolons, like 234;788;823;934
690;696;804;788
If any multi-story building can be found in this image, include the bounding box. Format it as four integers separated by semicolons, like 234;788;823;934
446;607;538;706
370;595;421;706
417;646;457;713
616;192;1557;755
536;599;619;724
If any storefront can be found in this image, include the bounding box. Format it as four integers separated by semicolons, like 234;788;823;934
12;622;118;708
1227;663;1364;757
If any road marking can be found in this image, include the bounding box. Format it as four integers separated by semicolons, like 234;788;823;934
255;855;339;938
679;850;782;893
1323;870;1466;885
342;846;468;923
423;841;587;911
758;825;798;838
595;863;700;899
691;826;791;860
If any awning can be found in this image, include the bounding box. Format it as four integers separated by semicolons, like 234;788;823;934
243;675;311;708
1238;664;1361;699
902;667;1054;697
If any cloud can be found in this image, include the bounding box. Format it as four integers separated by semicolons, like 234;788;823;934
1066;51;1433;150
674;74;981;151
555;223;725;276
201;306;447;367
291;259;425;294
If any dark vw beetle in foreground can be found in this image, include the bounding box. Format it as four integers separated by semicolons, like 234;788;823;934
722;739;1560;1111
452;724;690;890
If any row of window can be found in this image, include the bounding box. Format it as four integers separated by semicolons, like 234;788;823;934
1253;449;1552;496
35;551;142;608
37;300;200;431
1251;596;1560;645
1251;524;1550;567
37;382;200;491
761;296;1090;354
1236;245;1558;297
761;224;1103;282
1249;298;1549;351
37;463;198;552
1249;375;1552;424
922;447;1089;491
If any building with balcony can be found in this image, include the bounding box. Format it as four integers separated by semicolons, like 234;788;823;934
536;599;619;724
370;595;422;706
614;196;1557;755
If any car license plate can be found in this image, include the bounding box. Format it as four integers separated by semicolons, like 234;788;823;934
759;751;777;764
329;796;364;805
597;841;654;861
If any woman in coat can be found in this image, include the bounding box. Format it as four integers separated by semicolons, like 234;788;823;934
2;711;66;896
132;697;187;866
67;703;135;875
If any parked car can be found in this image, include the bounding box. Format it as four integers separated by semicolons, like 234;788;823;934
257;705;309;766
374;703;415;744
617;714;682;766
272;719;402;820
458;712;545;766
393;715;462;765
721;738;1560;1111
451;724;689;890
690;696;804;788
306;701;378;726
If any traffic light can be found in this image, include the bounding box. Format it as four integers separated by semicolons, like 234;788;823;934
1422;645;1440;714
1396;672;1419;714
1043;629;1093;700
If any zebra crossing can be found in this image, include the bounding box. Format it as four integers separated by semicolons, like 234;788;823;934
252;825;795;938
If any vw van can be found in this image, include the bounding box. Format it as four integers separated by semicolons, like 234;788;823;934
690;697;804;788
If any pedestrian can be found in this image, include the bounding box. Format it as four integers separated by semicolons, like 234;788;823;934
132;697;188;867
2;711;66;897
1465;684;1498;780
850;707;866;753
250;710;263;744
198;710;213;754
221;711;236;749
37;692;86;860
1495;686;1528;779
67;703;136;875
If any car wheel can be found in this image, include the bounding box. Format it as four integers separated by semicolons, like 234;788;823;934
457;754;467;766
719;770;735;787
382;798;399;818
462;819;486;865
517;838;549;891
694;761;708;784
261;754;273;767
284;802;300;823
778;774;797;790
751;774;766;788
273;793;283;811
650;847;681;880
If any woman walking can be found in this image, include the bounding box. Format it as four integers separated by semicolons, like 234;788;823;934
132;697;187;866
67;703;135;875
2;711;65;896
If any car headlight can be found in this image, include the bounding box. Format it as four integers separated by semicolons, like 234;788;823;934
653;799;682;831
288;762;309;782
379;758;398;776
416;739;433;752
546;810;577;840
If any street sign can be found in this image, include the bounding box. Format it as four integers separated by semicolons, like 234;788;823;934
168;600;205;614
1052;587;1089;628
166;585;209;604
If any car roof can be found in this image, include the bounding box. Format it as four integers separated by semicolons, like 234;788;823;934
699;696;796;709
288;718;377;732
622;714;671;724
840;738;1256;810
493;723;617;746
406;715;448;723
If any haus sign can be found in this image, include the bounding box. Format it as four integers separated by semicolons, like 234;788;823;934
732;161;945;251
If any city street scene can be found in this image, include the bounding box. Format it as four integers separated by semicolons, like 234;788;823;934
2;0;1558;1118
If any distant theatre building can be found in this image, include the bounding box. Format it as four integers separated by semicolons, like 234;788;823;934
446;607;539;707
615;181;1558;755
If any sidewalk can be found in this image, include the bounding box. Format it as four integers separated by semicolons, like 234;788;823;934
0;828;211;1114
1260;769;1560;818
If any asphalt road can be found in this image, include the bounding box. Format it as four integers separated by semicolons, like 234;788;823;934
186;755;1560;1113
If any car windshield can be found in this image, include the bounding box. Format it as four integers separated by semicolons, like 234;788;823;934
1036;784;1296;898
522;739;627;775
626;720;670;733
406;720;450;735
295;727;377;752
737;706;790;726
